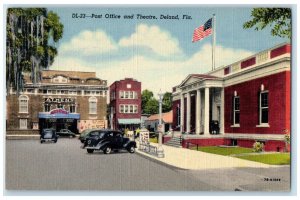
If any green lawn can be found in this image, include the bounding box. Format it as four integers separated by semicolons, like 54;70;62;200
235;153;290;165
192;146;290;165
194;146;253;156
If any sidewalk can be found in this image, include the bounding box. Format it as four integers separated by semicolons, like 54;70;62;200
136;142;277;170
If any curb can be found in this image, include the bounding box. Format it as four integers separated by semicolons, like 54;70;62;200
6;135;40;140
135;150;186;171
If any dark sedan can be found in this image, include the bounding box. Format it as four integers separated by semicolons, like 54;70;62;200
57;129;76;138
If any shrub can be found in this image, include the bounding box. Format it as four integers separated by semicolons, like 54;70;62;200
253;141;264;152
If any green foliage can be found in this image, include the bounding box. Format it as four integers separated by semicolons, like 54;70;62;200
144;98;159;114
141;89;154;113
252;141;264;152
284;134;290;144
162;92;172;113
6;8;64;94
243;8;291;39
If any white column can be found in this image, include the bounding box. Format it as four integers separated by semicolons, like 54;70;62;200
180;93;184;132
220;88;225;134
186;92;191;133
196;89;201;135
204;87;210;135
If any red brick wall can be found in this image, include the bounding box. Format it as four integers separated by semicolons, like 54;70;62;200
110;78;141;127
241;57;256;69
270;44;291;58
224;71;290;134
182;138;226;148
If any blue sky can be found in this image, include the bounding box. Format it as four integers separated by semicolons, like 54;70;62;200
48;6;289;95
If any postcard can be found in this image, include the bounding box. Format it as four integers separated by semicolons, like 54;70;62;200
5;5;292;193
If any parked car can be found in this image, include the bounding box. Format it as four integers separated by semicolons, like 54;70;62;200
81;129;136;154
78;129;93;143
40;128;58;143
57;129;76;138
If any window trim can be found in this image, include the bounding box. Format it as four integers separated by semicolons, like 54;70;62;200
89;97;97;114
233;96;240;126
19;95;29;113
257;90;269;127
119;104;138;114
19;119;28;130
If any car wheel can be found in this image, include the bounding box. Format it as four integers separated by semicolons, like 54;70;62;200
104;146;112;154
87;149;94;154
40;140;43;144
128;145;135;153
54;139;57;143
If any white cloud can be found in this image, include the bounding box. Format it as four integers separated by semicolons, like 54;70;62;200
118;24;183;57
59;30;117;56
51;43;253;97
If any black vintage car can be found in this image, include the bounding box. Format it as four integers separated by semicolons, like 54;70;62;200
81;129;136;154
57;129;76;138
40;128;58;143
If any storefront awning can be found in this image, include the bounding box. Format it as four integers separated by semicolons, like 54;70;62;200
38;112;80;119
118;118;141;124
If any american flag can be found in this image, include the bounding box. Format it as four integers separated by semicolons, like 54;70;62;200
192;18;212;43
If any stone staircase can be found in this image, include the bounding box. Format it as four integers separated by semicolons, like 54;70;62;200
165;136;182;148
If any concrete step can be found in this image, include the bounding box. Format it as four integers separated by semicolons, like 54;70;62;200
165;137;182;148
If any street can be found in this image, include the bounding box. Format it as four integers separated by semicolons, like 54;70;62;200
5;139;290;192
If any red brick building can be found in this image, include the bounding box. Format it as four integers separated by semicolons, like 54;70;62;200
168;43;291;152
6;70;108;136
109;78;141;130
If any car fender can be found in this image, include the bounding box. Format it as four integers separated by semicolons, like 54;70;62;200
98;141;111;150
123;141;136;148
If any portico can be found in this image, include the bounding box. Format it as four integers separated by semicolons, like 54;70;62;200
176;74;224;136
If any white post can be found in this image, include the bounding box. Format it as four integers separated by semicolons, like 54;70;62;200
196;89;201;135
204;87;210;135
186;92;191;133
220;88;225;134
180;93;185;133
157;90;164;158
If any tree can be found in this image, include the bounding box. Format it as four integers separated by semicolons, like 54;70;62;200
243;8;291;39
144;98;159;115
6;8;64;94
162;92;172;113
141;89;154;113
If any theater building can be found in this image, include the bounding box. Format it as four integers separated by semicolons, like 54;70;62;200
6;70;108;136
109;78;141;130
168;43;291;152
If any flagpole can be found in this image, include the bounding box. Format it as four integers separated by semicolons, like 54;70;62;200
212;14;216;71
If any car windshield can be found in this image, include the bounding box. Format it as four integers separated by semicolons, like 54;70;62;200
99;132;106;138
80;129;91;136
43;129;54;135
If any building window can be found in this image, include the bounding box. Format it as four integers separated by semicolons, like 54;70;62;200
233;96;240;125
89;97;97;114
120;91;124;99
19;119;27;129
44;104;51;112
19;95;29;113
134;105;138;113
129;91;133;99
260;91;269;124
125;91;129;99
69;105;76;113
57;104;64;109
119;104;138;113
120;105;124;113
